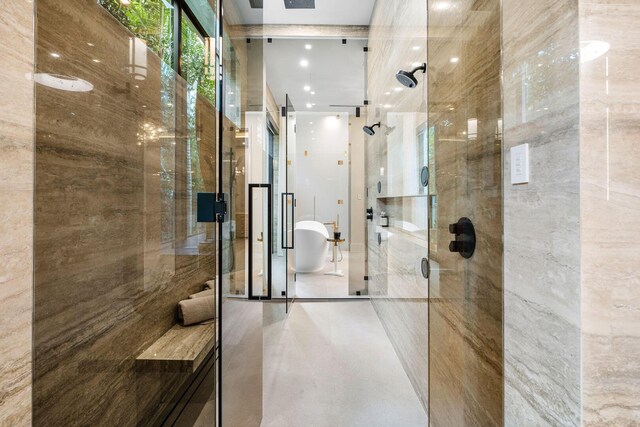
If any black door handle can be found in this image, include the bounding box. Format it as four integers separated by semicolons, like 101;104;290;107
366;207;373;221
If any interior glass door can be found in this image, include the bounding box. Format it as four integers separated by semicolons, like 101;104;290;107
285;95;297;312
217;0;264;425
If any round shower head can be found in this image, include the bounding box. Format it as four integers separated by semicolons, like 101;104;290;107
363;122;381;136
395;63;427;88
396;70;418;88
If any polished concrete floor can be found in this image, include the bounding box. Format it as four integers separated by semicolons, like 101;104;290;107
261;301;428;427
295;250;354;299
273;248;357;298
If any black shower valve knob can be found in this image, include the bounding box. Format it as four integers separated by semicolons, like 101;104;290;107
449;240;473;253
448;217;476;259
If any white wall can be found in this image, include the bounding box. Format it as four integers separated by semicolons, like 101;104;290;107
295;112;350;241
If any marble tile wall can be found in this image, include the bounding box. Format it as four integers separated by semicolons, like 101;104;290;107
0;1;34;425
580;0;640;424
502;0;582;425
366;0;429;415
33;1;216;425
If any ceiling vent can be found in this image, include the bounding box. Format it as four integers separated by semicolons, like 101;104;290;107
284;0;315;9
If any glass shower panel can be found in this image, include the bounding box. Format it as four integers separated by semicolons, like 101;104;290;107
33;0;216;425
285;95;296;312
218;0;264;425
427;0;504;425
365;1;429;413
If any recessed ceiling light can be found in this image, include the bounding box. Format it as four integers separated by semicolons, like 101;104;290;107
450;57;460;63
384;104;392;108
300;59;309;67
304;85;311;92
50;52;61;58
385;91;391;95
310;91;315;95
309;122;313;124
412;46;420;51
305;44;312;50
306;103;312;108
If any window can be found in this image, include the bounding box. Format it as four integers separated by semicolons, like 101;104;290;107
181;12;216;103
99;0;220;241
98;0;174;67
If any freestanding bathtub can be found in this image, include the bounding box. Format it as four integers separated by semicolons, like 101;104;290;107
295;220;329;273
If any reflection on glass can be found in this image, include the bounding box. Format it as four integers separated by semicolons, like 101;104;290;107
128;37;148;80
181;13;216;237
160;62;177;243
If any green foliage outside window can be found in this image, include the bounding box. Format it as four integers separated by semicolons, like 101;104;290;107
181;14;216;103
98;0;174;67
99;0;217;239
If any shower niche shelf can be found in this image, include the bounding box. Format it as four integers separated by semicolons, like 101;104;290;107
136;321;217;373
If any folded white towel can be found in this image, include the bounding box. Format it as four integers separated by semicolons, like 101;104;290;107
178;297;215;326
189;289;215;299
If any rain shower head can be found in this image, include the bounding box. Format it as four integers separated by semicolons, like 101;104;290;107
395;63;427;88
363;122;381;136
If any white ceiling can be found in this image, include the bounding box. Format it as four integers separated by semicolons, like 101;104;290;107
264;38;367;112
233;0;376;26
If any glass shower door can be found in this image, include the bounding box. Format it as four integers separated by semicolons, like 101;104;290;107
217;0;264;425
284;95;296;313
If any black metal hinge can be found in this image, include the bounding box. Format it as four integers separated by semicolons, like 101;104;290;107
197;193;229;223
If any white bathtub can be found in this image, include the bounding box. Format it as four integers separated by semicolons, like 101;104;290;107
295;221;329;273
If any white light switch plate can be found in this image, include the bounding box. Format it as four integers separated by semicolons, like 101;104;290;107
510;143;530;184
